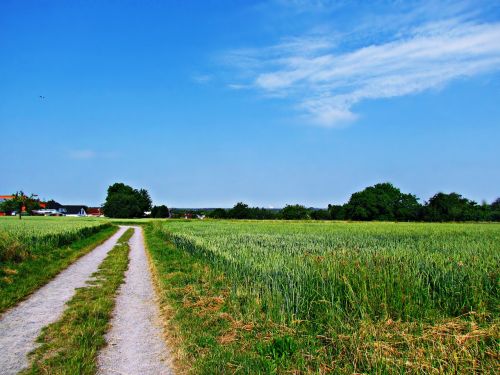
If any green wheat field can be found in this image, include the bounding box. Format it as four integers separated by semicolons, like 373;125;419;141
150;220;499;373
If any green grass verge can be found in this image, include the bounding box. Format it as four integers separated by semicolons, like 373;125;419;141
22;228;134;375
145;224;500;374
0;225;118;313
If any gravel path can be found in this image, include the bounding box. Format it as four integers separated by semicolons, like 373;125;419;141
0;226;127;375
98;226;173;375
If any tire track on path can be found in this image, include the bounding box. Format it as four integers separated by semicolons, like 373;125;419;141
0;226;128;375
97;226;173;375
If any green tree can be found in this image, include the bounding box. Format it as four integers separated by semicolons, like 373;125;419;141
344;183;421;221
138;189;153;214
328;204;346;220
208;208;228;219
281;204;310;220
151;205;170;218
310;209;330;220
423;192;477;222
228;202;251;219
476;200;492;221
395;193;422;221
102;183;151;218
491;198;500;221
249;207;277;220
0;191;40;219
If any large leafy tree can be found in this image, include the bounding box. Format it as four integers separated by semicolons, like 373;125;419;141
102;183;152;218
137;189;153;215
344;183;421;221
423;192;479;222
492;198;500;208
0;191;41;219
151;205;170;218
281;204;310;220
491;198;500;221
228;202;251;219
328;204;346;220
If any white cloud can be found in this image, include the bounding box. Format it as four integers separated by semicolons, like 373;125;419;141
227;83;249;90
223;16;500;127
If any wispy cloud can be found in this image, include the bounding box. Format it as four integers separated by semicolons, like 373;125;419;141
69;149;96;160
272;0;346;13
191;74;213;84
222;5;500;127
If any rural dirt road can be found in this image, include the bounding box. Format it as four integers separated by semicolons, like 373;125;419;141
0;226;128;375
97;226;173;375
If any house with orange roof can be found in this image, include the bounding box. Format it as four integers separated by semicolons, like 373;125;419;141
0;195;46;216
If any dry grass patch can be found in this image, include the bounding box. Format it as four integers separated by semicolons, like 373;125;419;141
322;314;499;374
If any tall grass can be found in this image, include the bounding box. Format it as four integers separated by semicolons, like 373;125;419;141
0;217;115;312
0;217;109;262
157;221;499;324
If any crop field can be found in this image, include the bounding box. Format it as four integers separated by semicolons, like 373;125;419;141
149;220;500;373
0;216;115;311
0;216;108;258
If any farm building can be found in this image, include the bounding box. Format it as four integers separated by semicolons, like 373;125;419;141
2;196;95;218
62;205;88;217
45;201;88;216
87;207;103;217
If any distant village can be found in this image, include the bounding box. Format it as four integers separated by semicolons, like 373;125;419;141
0;194;206;219
0;195;103;217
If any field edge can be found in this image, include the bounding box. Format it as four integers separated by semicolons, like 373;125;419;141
0;224;119;314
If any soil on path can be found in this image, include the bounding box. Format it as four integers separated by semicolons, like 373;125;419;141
97;226;173;375
0;226;128;375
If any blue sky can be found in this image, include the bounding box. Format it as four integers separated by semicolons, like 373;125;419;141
1;0;499;207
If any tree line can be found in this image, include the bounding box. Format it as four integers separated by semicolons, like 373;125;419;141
203;183;500;222
3;183;499;222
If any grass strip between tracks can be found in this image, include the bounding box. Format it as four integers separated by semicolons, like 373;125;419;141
0;225;118;313
21;227;134;375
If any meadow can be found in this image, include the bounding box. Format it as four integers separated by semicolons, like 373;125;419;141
148;220;500;374
0;216;115;311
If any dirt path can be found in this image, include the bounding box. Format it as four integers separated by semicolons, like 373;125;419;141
98;226;173;375
0;226;128;375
